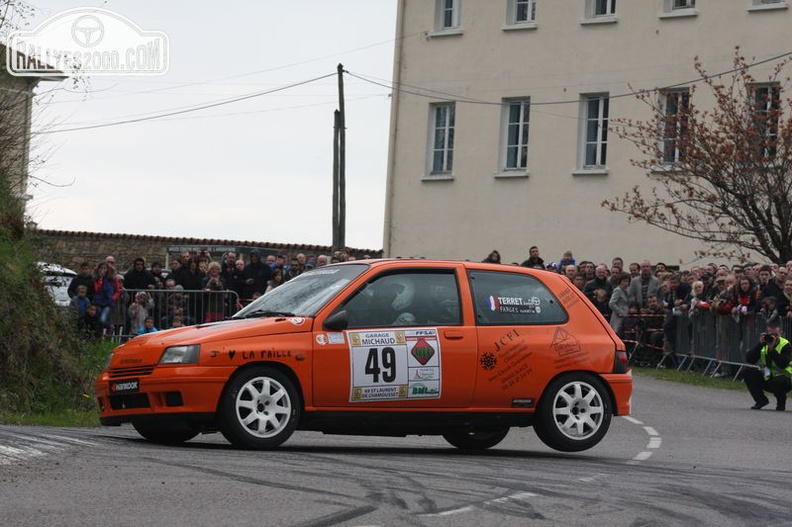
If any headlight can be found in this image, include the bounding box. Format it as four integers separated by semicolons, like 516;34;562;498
159;345;200;365
102;352;114;372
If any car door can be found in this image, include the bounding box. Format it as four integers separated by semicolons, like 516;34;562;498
467;269;571;409
311;266;478;408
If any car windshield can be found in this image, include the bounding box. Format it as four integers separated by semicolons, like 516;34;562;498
233;263;368;319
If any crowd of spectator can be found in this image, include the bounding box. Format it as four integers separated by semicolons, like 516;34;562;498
65;248;369;339
62;243;792;367
491;246;792;369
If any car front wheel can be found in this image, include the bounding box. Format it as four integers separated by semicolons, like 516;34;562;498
533;373;611;452
442;427;509;450
219;367;300;449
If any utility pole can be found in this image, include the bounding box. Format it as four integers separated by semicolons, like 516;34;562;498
332;63;346;252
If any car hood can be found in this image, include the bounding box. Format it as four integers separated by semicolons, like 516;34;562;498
112;316;313;363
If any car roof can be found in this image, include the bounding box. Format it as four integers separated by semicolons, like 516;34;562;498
36;262;77;276
331;258;555;274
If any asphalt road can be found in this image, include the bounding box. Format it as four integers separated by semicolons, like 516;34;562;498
1;375;790;527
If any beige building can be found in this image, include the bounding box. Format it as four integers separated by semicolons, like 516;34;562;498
383;0;791;266
0;44;62;202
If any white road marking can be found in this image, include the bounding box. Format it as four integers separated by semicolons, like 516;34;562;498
621;416;663;464
0;430;96;467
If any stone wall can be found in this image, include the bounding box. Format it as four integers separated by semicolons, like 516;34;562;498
31;229;382;271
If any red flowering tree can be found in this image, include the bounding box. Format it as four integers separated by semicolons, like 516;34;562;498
604;49;792;263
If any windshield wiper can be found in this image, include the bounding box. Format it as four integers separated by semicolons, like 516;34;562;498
236;310;296;319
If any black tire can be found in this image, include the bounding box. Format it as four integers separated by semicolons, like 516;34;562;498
533;373;612;452
132;421;199;445
442;427;509;450
218;366;300;449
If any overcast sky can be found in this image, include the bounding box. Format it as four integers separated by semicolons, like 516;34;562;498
21;1;397;251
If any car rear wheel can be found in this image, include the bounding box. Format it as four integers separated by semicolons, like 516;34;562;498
442;427;509;450
533;373;611;452
219;367;300;449
132;421;199;444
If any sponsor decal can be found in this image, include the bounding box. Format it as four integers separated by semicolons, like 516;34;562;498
557;287;581;308
289;317;305;326
350;331;406;347
120;358;142;365
111;379;139;393
488;295;541;314
494;328;521;352
552;327;581;356
410;337;435;366
328;332;345;345
480;352;497;371
229;350;236;360
316;334;327;346
487;329;533;391
348;328;442;402
239;349;292;360
410;383;440;396
411;367;438;381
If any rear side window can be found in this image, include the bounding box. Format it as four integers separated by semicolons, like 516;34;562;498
468;270;567;325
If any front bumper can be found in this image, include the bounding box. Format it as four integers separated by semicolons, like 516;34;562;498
94;365;237;424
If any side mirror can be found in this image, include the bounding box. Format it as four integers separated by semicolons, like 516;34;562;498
323;310;348;331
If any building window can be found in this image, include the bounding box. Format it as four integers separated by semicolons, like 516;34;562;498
436;0;461;30
747;0;787;12
511;0;537;23
667;0;695;10
581;94;609;168
661;90;690;164
431;103;455;174
751;84;781;159
586;0;616;17
503;99;531;170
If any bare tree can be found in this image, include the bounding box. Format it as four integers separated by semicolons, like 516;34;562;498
604;48;792;264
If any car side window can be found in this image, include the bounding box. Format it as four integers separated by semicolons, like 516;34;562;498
468;270;567;325
338;270;461;329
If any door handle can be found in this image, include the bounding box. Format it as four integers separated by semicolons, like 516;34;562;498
443;329;465;340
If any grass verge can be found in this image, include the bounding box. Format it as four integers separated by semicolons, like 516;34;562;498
631;364;746;391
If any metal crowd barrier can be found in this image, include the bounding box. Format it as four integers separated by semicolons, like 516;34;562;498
621;311;789;380
104;287;241;340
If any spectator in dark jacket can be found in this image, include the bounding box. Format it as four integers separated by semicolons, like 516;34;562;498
123;257;156;291
243;250;272;300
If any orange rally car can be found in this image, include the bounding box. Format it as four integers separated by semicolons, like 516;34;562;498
95;259;632;452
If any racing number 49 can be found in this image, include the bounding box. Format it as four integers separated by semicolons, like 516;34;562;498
365;347;396;383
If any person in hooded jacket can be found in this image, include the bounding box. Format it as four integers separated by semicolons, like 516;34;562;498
243;250;272;301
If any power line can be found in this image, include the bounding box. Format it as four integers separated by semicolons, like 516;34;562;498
35;72;337;134
346;49;792;107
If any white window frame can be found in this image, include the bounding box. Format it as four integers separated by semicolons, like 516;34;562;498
509;0;536;24
435;0;461;31
747;0;787;11
500;98;531;174
671;0;695;8
579;94;609;169
586;0;616;18
428;102;456;176
660;89;690;164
